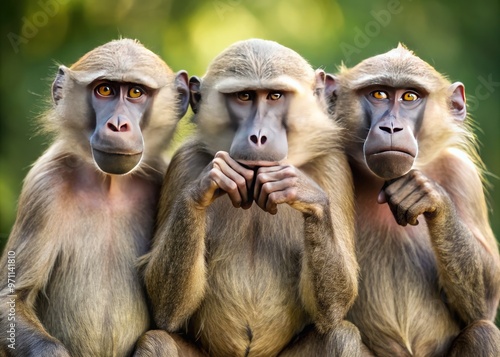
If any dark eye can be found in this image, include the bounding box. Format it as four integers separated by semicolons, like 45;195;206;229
267;92;282;100
402;91;419;101
371;90;388;100
128;86;144;99
237;92;253;101
95;84;114;97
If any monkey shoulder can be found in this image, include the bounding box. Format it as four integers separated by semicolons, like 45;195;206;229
434;147;481;175
169;139;212;173
425;147;485;204
423;148;496;248
162;139;214;193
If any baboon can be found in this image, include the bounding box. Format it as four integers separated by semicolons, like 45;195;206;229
331;44;500;356
0;39;190;356
138;39;361;357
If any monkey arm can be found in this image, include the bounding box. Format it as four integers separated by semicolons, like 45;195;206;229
145;194;208;332
144;141;212;332
0;296;70;356
381;148;500;323
426;150;500;324
0;157;69;356
296;154;359;333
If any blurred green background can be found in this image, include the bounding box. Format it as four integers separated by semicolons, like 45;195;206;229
0;0;499;320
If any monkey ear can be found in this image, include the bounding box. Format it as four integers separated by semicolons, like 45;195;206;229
314;69;338;100
175;70;190;117
189;76;202;114
449;82;466;122
324;73;338;100
52;65;68;105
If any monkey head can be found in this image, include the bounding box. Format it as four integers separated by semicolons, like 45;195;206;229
332;44;467;180
49;39;190;175
189;38;338;168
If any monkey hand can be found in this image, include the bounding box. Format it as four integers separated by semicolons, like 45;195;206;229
27;338;71;357
377;169;451;226
191;151;254;209
253;165;328;216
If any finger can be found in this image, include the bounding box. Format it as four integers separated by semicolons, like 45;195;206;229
255;165;286;174
408;217;420;226
209;167;243;207
397;184;436;226
255;178;292;211
377;190;387;204
216;151;255;206
253;167;287;207
254;165;295;198
213;156;253;206
410;197;437;223
215;151;254;182
389;183;420;208
383;174;412;195
381;177;401;190
402;191;426;226
378;177;404;203
266;189;293;215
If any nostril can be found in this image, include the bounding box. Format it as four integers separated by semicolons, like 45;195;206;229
379;125;403;134
107;122;129;132
108;122;119;132
250;135;258;144
379;126;392;134
261;136;267;144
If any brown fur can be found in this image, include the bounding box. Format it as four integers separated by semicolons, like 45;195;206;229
140;39;361;357
0;39;186;356
332;44;500;356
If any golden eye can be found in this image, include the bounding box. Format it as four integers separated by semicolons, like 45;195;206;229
268;92;282;100
128;86;144;99
96;84;113;97
402;91;419;101
371;91;388;100
237;92;252;101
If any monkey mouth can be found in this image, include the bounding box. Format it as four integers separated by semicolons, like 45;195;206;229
237;159;281;169
369;150;415;159
365;151;416;180
365;146;416;158
92;149;143;175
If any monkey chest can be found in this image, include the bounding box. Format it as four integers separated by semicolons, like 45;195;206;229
38;236;150;356
351;228;460;355
194;203;308;356
36;192;153;356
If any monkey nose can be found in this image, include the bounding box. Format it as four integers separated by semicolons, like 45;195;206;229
249;133;267;146
379;126;403;134
378;122;403;134
107;116;130;132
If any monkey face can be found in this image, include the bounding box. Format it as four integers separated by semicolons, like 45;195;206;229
190;39;336;170
190;76;298;169
89;81;152;175
51;48;190;177
360;87;426;180
224;89;289;167
334;45;469;181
